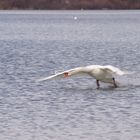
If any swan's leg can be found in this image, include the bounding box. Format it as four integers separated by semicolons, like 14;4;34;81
96;80;100;89
112;78;117;88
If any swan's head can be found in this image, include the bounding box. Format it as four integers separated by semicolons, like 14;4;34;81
64;72;69;78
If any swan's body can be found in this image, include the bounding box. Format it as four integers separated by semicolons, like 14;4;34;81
37;65;129;88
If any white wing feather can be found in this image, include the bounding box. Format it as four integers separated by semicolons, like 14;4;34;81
36;71;69;82
101;65;128;75
36;67;86;82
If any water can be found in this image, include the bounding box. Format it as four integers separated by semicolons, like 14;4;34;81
0;10;140;140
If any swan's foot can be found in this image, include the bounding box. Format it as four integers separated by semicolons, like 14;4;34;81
112;78;117;88
96;80;100;89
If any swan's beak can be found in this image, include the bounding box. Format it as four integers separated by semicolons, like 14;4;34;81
64;72;69;78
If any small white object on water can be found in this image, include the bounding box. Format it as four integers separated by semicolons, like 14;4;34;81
74;16;78;20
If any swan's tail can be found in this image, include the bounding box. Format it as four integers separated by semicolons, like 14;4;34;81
102;65;134;76
122;71;135;75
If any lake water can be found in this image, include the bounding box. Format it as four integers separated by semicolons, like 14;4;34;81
0;10;140;140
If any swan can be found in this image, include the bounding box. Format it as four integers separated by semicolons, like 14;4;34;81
37;65;129;89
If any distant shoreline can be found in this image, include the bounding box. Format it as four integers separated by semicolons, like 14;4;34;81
0;0;140;10
0;8;140;10
0;9;139;15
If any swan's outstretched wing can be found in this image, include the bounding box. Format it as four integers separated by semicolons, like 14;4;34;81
36;72;66;82
36;67;87;82
101;65;129;75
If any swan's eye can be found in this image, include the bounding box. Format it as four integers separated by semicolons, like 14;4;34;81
64;72;69;78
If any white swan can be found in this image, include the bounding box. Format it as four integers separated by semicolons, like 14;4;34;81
37;65;129;89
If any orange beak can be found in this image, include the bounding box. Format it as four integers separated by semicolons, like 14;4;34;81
64;72;69;78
